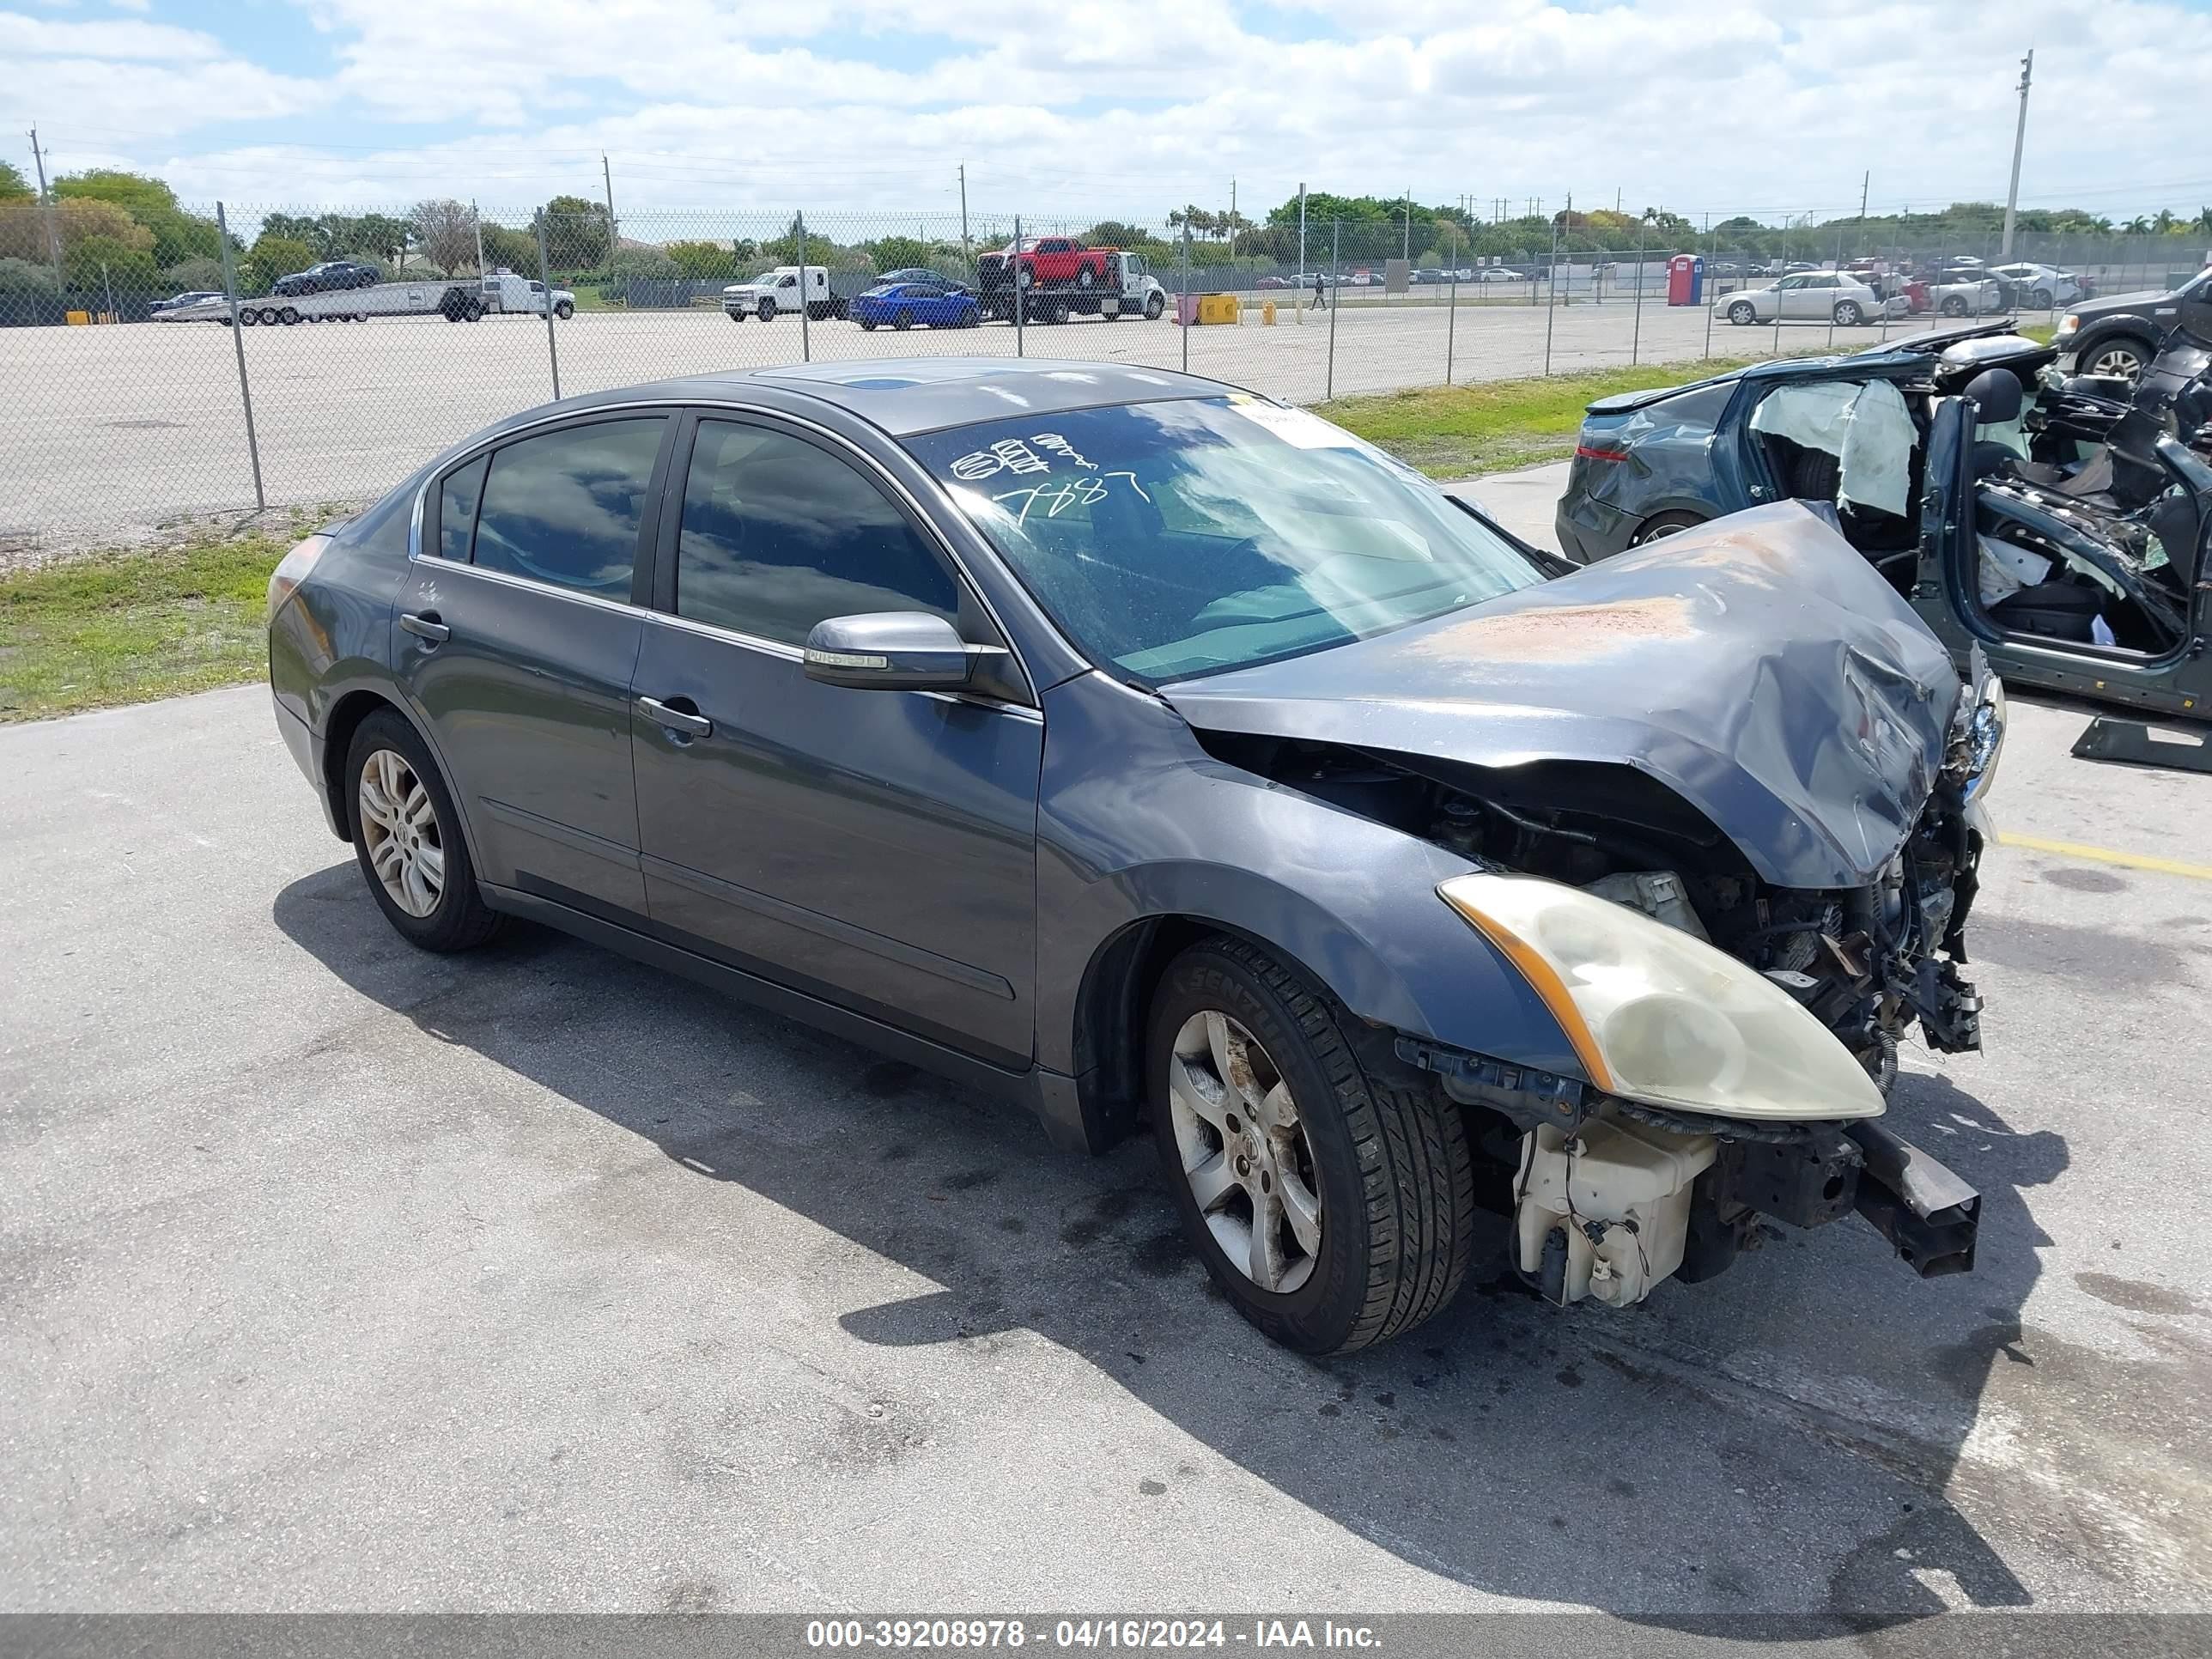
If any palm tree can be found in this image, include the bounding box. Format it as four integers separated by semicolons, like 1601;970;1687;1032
2124;215;2152;234
2153;208;2178;234
2197;206;2212;237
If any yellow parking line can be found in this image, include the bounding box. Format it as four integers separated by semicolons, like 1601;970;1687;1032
1997;831;2212;884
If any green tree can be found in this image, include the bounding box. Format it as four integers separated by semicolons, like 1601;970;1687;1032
54;169;220;267
864;234;932;273
477;221;540;273
161;255;228;293
541;195;610;270
64;234;160;297
1081;222;1148;249
241;234;315;295
665;239;736;278
0;161;31;203
0;256;60;302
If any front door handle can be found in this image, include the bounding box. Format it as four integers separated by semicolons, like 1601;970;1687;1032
398;611;450;645
637;695;712;739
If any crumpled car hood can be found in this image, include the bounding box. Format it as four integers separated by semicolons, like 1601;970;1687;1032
1160;502;1962;890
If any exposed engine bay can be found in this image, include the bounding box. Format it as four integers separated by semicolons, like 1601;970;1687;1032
1201;717;1992;1307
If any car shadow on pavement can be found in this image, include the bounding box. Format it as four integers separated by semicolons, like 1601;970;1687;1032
276;864;2068;1626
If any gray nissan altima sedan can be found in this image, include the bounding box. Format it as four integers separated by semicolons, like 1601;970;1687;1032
269;358;2003;1353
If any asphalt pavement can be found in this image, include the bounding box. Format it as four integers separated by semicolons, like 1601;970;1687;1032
4;503;2212;1620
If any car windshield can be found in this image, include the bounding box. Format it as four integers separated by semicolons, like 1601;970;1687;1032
902;397;1546;683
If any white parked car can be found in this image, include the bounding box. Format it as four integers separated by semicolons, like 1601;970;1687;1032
1987;262;2084;308
1715;271;1899;326
1479;268;1523;283
477;270;575;319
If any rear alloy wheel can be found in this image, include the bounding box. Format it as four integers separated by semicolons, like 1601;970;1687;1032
347;711;501;953
1832;300;1863;327
1729;299;1757;325
1941;295;1967;317
1631;510;1708;546
1149;937;1474;1355
860;319;878;331
2030;287;2053;309
2087;340;2149;383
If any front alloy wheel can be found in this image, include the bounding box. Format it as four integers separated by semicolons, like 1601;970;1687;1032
1729;300;1756;325
1149;938;1474;1354
2087;341;2148;383
1168;1011;1323;1295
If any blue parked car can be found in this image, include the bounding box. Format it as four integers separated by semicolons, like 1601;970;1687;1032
851;280;980;331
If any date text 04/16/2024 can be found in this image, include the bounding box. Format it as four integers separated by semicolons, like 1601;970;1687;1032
804;1619;1382;1650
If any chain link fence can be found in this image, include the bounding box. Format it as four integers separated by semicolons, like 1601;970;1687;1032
3;195;2208;546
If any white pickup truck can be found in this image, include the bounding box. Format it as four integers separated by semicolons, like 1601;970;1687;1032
477;270;577;319
723;265;848;322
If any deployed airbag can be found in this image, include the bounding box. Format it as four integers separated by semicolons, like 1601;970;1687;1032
1751;380;1917;517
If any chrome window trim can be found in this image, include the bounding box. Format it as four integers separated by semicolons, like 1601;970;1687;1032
409;554;643;621
407;395;1046;707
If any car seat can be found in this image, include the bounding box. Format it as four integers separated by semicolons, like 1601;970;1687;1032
1988;580;2102;642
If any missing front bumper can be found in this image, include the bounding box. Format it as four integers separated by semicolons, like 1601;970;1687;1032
1845;1120;1981;1278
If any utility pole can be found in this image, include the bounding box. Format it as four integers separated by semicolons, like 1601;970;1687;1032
27;125;64;289
1402;187;1411;264
471;198;485;274
2001;49;2033;258
1296;181;1308;324
600;153;618;258
958;163;970;260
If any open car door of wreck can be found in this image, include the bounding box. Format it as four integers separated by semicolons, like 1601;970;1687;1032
1913;393;2212;720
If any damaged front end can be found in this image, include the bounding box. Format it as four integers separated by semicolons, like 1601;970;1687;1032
1163;510;2007;1309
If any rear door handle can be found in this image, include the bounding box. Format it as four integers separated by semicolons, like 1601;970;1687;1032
398;611;450;644
637;696;712;739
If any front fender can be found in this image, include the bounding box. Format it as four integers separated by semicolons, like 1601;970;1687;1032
1034;673;1587;1082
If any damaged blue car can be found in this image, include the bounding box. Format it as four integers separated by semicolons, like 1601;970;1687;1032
267;360;2001;1354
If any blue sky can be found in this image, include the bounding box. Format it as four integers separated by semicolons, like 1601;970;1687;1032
9;0;2212;234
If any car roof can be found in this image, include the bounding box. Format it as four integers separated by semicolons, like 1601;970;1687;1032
472;358;1235;441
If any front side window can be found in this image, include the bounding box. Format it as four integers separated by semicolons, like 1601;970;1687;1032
674;421;961;646
902;398;1544;684
471;418;665;597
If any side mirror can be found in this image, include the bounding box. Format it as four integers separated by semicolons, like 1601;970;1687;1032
803;612;984;691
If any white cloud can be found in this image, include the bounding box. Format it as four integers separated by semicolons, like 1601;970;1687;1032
9;0;2211;227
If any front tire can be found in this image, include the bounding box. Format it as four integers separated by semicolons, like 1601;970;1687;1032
345;711;502;954
554;299;574;319
1145;292;1164;320
1729;300;1756;325
2087;338;2150;383
757;298;776;322
1148;938;1475;1355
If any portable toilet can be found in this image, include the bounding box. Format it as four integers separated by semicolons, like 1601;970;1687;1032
1667;254;1705;307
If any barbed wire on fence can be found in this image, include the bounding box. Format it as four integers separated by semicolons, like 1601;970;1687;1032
4;196;2207;544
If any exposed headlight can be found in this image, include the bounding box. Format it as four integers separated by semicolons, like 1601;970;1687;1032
2057;313;2080;336
1960;673;2006;802
1437;873;1886;1122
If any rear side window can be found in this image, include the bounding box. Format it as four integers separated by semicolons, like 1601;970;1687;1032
437;454;488;562
674;420;960;646
471;418;665;598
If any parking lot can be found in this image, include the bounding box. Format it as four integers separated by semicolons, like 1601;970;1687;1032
5;467;2211;1624
2;295;1911;548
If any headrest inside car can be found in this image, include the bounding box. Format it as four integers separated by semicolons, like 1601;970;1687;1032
1963;368;2023;425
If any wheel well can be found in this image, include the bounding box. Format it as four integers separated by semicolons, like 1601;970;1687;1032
319;690;399;841
1070;915;1230;1139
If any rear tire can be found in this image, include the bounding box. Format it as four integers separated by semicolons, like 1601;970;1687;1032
894;307;914;331
345;711;502;954
1832;300;1863;326
279;307;300;325
1941;295;1967;317
1630;510;1709;546
2029;287;2053;309
1147;937;1475;1355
